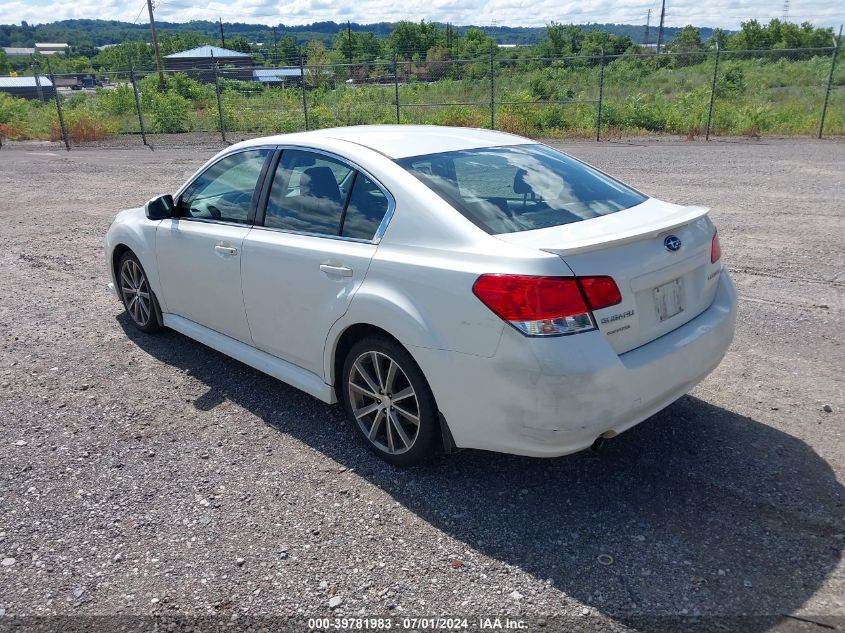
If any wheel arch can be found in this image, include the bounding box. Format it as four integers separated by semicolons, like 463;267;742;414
111;243;132;285
111;243;164;328
105;213;166;312
330;323;401;401
328;322;458;454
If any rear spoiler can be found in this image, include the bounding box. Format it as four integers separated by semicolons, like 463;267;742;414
496;202;710;257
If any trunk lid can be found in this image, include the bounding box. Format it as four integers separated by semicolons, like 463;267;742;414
496;198;723;354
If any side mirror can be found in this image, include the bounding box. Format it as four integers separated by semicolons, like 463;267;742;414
145;194;174;220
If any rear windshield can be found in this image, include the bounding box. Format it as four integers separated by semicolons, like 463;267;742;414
396;144;647;234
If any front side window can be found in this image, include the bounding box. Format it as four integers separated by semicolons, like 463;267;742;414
179;149;270;223
396;144;647;234
264;150;354;235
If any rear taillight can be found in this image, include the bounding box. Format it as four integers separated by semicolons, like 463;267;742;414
711;229;722;264
579;276;622;310
472;274;621;337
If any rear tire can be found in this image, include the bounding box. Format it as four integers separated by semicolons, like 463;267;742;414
117;251;162;333
341;336;438;466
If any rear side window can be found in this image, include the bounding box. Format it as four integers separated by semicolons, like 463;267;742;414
264;150;354;235
261;149;391;241
179;149;271;223
341;174;390;240
397;144;647;234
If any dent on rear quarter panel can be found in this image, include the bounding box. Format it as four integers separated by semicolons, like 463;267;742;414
334;269;505;358
356;250;508;358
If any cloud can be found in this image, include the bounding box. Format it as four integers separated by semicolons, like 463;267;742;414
1;0;842;30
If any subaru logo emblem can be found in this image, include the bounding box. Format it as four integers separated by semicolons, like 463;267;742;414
664;235;682;252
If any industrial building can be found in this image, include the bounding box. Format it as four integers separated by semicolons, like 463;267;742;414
164;45;253;83
0;76;55;100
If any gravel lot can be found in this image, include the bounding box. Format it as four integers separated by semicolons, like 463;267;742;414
0;136;843;631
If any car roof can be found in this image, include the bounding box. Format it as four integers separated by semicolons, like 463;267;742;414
232;125;533;159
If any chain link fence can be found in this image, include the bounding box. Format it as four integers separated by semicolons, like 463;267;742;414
0;42;841;150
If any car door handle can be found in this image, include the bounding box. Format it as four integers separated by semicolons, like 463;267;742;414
320;264;353;277
214;245;238;256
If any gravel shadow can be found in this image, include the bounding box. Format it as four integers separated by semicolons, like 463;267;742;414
119;317;844;629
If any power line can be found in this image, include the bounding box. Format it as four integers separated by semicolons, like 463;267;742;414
131;0;147;24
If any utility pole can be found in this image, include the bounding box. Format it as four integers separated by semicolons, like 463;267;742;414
347;20;353;64
219;18;226;48
656;0;666;53
644;9;651;46
147;0;166;90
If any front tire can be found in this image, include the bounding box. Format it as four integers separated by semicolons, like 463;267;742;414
117;251;162;333
341;336;438;466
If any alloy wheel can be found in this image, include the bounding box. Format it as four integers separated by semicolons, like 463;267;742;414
348;351;421;455
120;258;152;327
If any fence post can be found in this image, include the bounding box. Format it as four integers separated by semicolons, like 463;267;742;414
213;63;227;143
128;58;149;148
818;25;842;139
300;55;309;131
595;50;605;142
393;52;400;124
32;60;44;102
489;43;495;130
46;57;70;151
705;43;721;141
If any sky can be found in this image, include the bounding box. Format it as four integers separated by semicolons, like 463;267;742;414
1;0;843;31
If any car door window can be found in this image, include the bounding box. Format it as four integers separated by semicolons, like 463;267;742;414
179;149;270;224
340;174;390;240
264;150;353;235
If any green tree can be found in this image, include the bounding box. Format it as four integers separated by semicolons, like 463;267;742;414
459;28;496;58
92;41;154;71
227;35;252;53
798;22;835;48
269;35;298;65
334;29;355;62
710;28;729;49
665;25;705;66
389;21;441;61
158;32;211;56
773;21;804;48
305;40;331;87
425;45;451;78
541;23;583;56
358;33;384;62
725;19;834;51
667;25;703;52
727;20;772;49
579;30;633;59
0;49;9;74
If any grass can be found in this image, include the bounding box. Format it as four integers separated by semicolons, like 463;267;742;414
1;51;843;142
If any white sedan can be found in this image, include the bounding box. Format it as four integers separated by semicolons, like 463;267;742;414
105;125;736;465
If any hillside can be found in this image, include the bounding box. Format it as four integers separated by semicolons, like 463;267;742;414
0;18;713;48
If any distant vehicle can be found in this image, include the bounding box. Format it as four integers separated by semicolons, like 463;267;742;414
105;126;736;465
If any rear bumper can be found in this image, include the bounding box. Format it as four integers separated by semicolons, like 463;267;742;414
411;269;737;457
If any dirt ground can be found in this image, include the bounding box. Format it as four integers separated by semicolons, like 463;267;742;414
0;136;843;631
